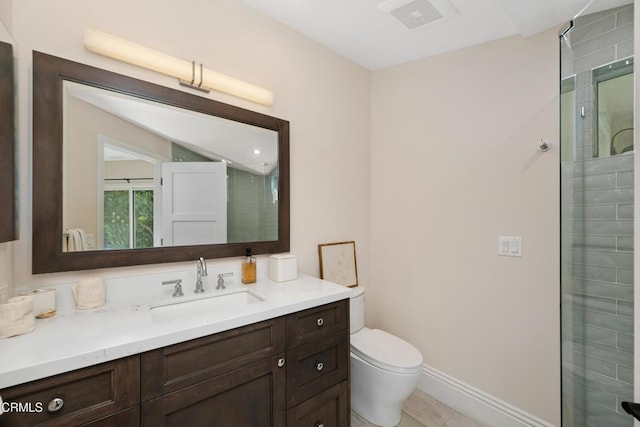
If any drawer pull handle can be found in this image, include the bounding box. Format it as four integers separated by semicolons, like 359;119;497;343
47;397;64;413
316;318;324;327
277;358;286;368
315;361;324;371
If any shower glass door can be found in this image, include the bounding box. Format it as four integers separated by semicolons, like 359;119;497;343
560;2;635;426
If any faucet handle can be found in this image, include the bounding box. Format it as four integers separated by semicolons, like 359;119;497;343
216;273;233;290
162;279;184;297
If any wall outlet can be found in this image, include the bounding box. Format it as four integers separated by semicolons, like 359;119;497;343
498;236;522;257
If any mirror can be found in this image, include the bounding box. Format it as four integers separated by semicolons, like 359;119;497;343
560;58;635;161
594;57;634;157
33;51;289;273
63;81;279;251
0;40;15;243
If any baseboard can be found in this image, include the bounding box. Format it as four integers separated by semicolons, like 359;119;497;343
417;364;556;427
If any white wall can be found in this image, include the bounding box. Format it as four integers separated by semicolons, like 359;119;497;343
369;30;561;424
6;0;371;287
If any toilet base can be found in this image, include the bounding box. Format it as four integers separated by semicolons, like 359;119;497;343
350;352;421;427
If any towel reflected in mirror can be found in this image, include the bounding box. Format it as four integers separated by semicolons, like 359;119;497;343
63;228;88;252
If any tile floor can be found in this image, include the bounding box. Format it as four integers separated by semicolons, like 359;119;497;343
351;389;484;427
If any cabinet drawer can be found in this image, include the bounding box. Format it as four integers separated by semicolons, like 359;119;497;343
141;317;285;401
0;356;140;427
286;381;349;427
286;300;348;348
286;331;348;408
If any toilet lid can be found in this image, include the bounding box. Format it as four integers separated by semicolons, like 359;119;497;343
351;329;423;374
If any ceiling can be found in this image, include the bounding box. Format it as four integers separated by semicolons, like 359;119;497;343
240;0;633;70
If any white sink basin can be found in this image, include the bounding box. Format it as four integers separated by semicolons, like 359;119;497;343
151;288;264;323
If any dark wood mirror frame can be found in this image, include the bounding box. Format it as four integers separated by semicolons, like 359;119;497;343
32;51;289;274
0;41;15;244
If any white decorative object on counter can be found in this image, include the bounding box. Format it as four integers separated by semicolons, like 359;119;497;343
0;296;35;338
269;253;298;282
72;278;105;309
19;288;56;318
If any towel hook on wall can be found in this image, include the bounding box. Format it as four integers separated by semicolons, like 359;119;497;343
538;139;552;152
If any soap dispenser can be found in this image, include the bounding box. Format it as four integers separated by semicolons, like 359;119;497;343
242;247;256;284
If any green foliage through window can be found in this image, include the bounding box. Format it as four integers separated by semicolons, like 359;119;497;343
104;189;153;249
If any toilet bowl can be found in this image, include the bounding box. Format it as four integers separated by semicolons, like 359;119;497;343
349;287;423;427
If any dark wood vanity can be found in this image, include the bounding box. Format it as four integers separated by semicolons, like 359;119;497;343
0;300;350;427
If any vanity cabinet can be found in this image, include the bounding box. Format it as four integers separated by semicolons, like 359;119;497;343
0;299;349;427
140;299;350;427
0;356;139;427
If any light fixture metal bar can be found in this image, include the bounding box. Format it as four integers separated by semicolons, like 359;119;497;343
84;28;273;105
179;61;210;93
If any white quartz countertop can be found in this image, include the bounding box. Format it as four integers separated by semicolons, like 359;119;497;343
0;272;351;389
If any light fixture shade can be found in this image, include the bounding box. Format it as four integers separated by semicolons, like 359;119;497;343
84;28;274;106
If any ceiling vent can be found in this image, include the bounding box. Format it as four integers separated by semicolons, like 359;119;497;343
378;0;458;30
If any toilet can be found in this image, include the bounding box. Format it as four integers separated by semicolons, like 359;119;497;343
349;287;423;427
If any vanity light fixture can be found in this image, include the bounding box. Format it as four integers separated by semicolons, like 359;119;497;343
83;28;274;106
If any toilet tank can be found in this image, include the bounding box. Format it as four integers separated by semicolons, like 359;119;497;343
350;287;365;333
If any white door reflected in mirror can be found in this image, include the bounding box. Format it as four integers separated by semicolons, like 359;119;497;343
162;162;227;246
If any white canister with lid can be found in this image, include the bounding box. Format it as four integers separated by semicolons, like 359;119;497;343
268;254;298;282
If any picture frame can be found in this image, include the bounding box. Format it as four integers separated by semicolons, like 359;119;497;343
318;241;358;287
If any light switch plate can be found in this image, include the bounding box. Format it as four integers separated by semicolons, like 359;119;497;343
86;234;95;249
498;236;522;257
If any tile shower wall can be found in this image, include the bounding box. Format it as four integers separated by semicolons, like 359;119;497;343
227;167;278;243
561;5;634;427
561;155;634;426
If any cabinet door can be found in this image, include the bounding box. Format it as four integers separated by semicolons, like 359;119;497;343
141;354;286;427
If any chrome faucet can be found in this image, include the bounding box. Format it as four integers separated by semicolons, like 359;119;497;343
195;257;207;293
